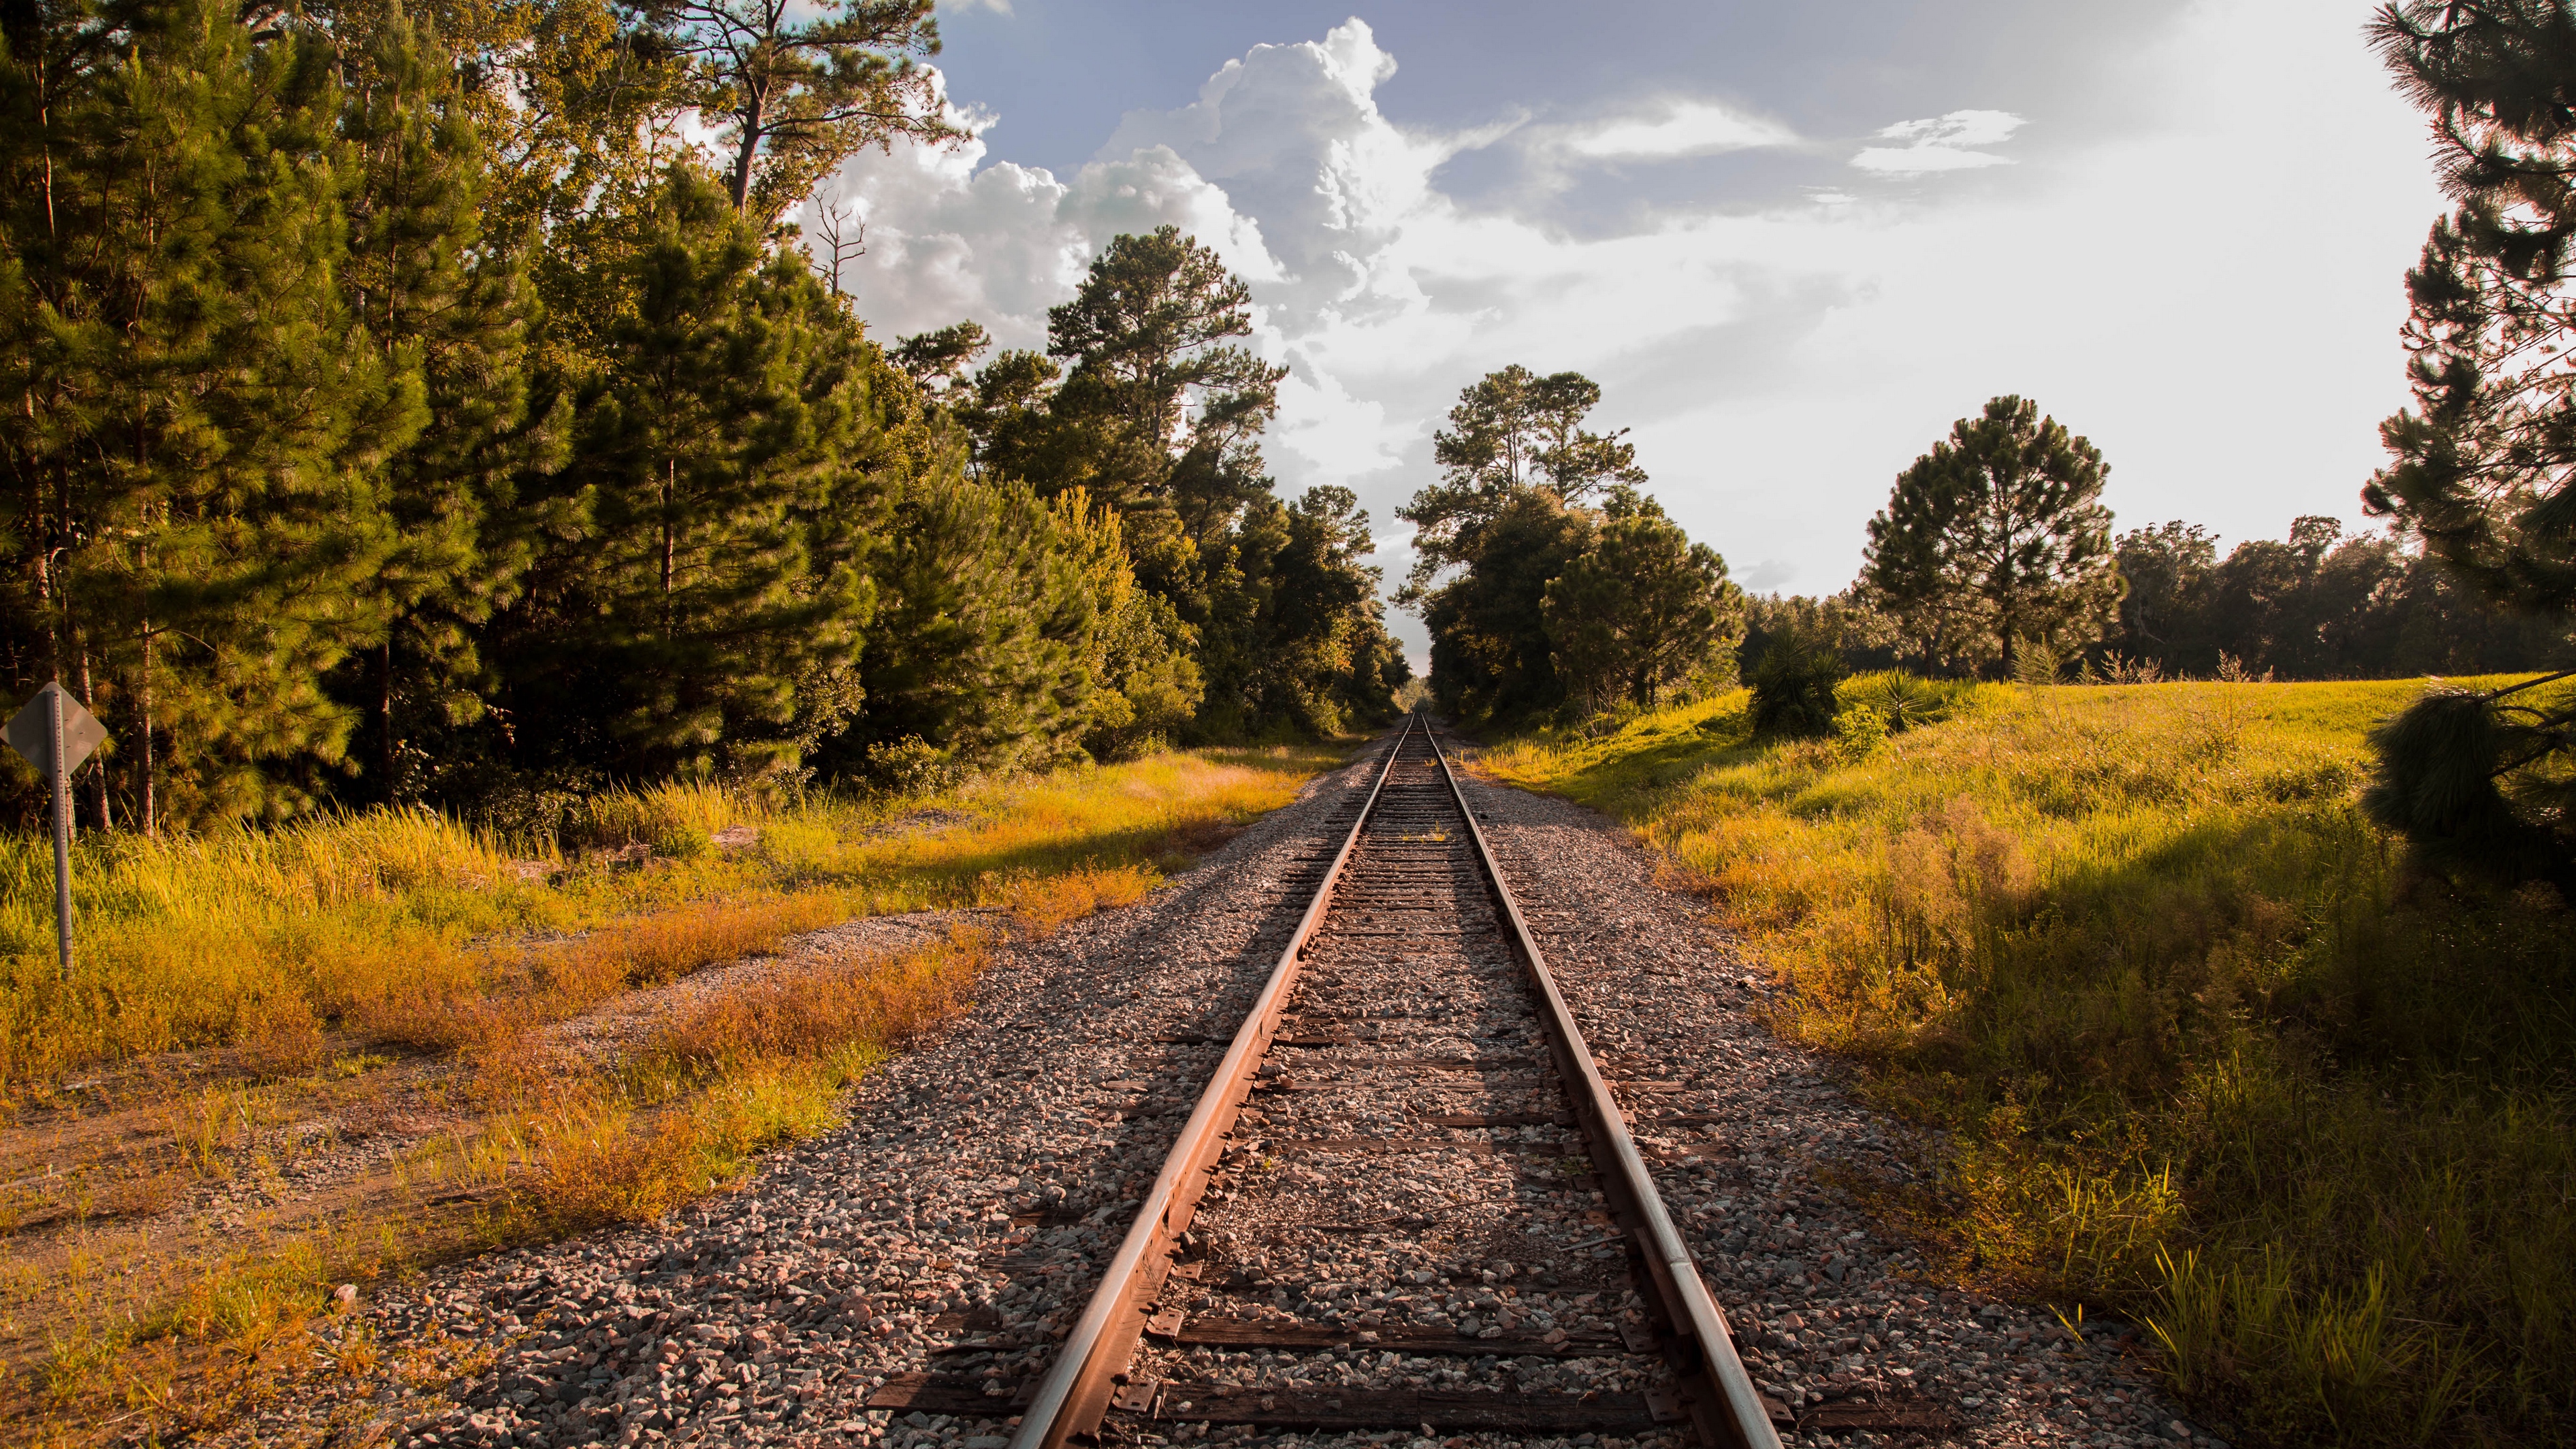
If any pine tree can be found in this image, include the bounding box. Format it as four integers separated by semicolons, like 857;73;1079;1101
327;7;568;802
1859;395;2120;678
1419;491;1595;723
834;478;1110;777
947;227;1402;743
1401;365;1653;724
1197;486;1405;739
891;320;988;389
2;0;415;827
2357;4;2576;881
1397;364;1644;598
1544;492;1743;710
1038;226;1286;578
651;0;960;219
2104;521;2221;671
1077;522;1203;761
2366;1;2576;608
499;166;880;782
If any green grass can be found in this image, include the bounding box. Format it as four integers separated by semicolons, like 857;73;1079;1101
0;745;1341;1094
1486;676;2576;1446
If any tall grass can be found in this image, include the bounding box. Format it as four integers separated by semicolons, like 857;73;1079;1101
0;746;1331;1093
476;926;996;1228
1486;679;2576;1446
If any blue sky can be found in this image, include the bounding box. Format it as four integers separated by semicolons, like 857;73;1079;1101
812;1;2445;662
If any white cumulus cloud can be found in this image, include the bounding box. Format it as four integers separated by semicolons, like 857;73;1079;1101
799;80;1279;350
1851;109;2027;174
820;5;2443;667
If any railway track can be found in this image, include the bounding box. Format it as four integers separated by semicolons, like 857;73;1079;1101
869;717;1873;1446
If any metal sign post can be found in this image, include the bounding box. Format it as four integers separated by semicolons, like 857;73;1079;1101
5;683;107;981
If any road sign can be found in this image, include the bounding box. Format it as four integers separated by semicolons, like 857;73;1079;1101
5;682;103;775
7;682;104;981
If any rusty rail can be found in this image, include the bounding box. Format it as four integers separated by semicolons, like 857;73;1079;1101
1426;724;1780;1449
1006;713;1780;1448
1007;714;1421;1449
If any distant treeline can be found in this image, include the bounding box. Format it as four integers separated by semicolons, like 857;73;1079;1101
0;0;1404;831
1740;514;2571;688
1410;378;2573;733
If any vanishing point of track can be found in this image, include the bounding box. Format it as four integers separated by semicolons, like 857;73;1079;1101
984;715;1780;1448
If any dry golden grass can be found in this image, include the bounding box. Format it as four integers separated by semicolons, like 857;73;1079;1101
0;742;1346;1446
508;926;993;1228
1489;678;2576;1446
998;865;1156;938
0;744;1334;1094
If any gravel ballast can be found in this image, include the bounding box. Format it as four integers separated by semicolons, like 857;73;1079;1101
223;734;2217;1449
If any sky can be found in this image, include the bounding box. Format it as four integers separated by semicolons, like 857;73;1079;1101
805;0;2447;663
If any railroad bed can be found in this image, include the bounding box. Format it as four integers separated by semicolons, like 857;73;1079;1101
247;719;2200;1449
872;720;1935;1448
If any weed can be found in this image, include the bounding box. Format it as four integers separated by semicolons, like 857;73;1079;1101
515;927;991;1227
996;865;1157;937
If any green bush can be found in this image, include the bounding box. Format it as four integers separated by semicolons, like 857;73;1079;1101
1748;627;1847;737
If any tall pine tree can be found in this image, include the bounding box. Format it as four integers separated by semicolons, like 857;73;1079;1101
2;0;415;827
1859;395;2120;678
498;166;879;782
2356;3;2576;881
1397;364;1645;599
1544;492;1743;710
326;7;568;803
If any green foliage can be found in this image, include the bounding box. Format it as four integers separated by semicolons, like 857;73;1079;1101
1543;493;1746;712
2104;515;2573;680
892;320;991;390
1420;489;1595;724
654;0;957;218
0;0;1273;826
2359;7;2576;891
1398;364;1646;594
1193;486;1407;741
1;0;421;827
1407;364;1732;729
2366;2;2576;614
1837;668;1983;733
1747;624;1847;737
1035;225;1285;544
945;227;1403;744
1861;394;2121;678
2363;675;2576;888
1737;590;1902;680
326;7;568;804
501;167;881;784
830;481;1131;777
1829;700;1888;759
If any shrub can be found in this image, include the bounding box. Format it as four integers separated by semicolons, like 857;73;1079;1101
1831;702;1889;760
1748;626;1847;737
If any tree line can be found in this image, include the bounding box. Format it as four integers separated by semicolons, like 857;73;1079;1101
1407;372;2574;735
0;0;1405;833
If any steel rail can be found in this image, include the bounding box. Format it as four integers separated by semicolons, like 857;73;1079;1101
1424;724;1782;1449
1008;714;1423;1449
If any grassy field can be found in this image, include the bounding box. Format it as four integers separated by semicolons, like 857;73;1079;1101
0;744;1342;1444
1485;678;2575;1446
0;747;1326;1091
